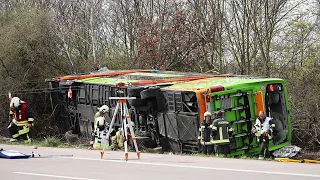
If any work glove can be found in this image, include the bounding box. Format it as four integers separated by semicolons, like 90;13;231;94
197;139;201;146
251;128;257;134
27;121;34;128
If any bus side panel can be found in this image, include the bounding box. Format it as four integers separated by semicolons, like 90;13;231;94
255;91;265;116
176;113;199;141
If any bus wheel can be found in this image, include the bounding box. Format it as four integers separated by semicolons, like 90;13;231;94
127;86;147;97
140;87;160;99
128;98;147;107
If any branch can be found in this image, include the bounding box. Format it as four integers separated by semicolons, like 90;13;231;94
0;57;16;79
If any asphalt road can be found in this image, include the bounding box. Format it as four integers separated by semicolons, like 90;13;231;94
0;144;319;180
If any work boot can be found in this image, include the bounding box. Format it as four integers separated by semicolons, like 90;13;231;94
258;155;264;160
9;138;17;142
24;139;31;144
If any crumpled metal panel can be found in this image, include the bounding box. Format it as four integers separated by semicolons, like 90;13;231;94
157;113;166;137
77;104;96;123
164;113;179;140
77;104;96;138
176;113;198;142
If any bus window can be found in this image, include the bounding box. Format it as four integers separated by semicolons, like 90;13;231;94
182;92;198;112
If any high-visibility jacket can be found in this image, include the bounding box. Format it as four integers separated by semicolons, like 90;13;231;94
211;118;233;144
92;113;114;149
198;122;214;145
93;128;109;149
10;103;34;125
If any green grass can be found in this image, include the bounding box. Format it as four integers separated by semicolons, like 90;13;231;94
42;136;61;147
0;136;88;149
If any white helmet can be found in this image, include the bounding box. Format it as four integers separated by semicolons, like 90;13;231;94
98;105;109;114
10;97;21;108
96;116;105;126
204;111;211;117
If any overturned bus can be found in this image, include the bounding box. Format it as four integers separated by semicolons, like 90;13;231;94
47;69;292;156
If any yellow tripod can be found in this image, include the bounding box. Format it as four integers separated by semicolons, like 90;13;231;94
100;96;140;161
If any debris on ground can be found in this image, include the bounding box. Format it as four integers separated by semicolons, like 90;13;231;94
272;145;301;158
0;148;73;159
0;149;30;159
64;130;80;145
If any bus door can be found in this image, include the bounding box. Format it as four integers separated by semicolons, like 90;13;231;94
209;88;256;152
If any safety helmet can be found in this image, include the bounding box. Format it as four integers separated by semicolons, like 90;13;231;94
96;116;105;126
204;111;211;117
98;105;109;114
10;97;21;108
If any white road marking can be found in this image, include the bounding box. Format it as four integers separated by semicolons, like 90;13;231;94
64;157;320;178
13;172;101;180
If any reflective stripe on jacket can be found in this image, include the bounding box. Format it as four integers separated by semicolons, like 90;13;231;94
11;103;34;122
211;118;233;144
198;123;214;145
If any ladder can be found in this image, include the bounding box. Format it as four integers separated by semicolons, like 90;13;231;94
100;95;140;161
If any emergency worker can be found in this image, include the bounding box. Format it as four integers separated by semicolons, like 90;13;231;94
7;97;34;143
252;111;273;159
110;120;135;151
211;110;233;156
197;111;214;155
89;105;110;150
111;128;124;150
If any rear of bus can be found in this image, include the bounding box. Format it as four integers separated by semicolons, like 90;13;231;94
205;78;292;156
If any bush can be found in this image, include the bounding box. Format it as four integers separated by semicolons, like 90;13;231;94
43;136;62;147
287;68;320;150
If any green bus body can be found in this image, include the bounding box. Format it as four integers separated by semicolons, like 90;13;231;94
210;79;291;156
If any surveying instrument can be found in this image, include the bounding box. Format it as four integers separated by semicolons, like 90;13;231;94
100;83;140;161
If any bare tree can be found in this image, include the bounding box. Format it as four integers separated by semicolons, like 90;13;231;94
224;0;256;75
187;0;226;73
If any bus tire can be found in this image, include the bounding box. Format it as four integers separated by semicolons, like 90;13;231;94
128;98;147;107
140;87;160;99
127;86;147;97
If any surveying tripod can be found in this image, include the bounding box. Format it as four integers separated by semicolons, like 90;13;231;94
100;95;140;161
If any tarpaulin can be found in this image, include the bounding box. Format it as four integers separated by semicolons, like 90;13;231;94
272;145;301;158
0;149;30;159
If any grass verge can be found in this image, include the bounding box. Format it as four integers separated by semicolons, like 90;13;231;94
0;136;88;149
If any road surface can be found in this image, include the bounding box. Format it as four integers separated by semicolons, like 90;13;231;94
0;144;319;180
